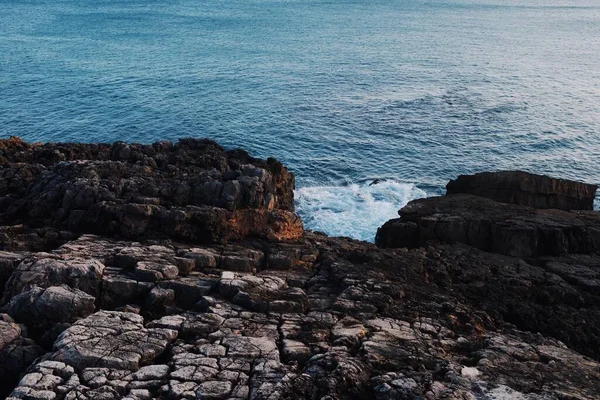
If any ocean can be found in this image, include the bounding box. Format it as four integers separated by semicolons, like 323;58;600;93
1;0;599;241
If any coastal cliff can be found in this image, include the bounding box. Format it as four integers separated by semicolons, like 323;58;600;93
0;138;599;400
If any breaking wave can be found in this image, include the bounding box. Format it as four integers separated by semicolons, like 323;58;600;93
295;179;426;242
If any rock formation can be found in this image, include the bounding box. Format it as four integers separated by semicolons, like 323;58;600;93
0;138;599;400
446;170;597;210
375;193;600;257
0;137;301;244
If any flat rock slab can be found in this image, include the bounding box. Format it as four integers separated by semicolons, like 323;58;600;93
222;336;279;361
2;257;105;303
7;285;95;328
52;311;177;372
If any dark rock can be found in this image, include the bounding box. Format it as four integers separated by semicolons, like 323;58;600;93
369;178;387;186
179;247;219;270
133;261;178;282
0;137;302;244
376;193;600;258
52;311;177;371
220;248;264;272
1;141;599;399
281;340;312;365
2;229;599;399
0;320;45;398
158;277;215;309
39;322;71;349
446;170;597;211
99;272;154;310
1;257;105;304
174;257;195;276
0;225;69;252
6;285;95;330
0;251;25;297
145;287;175;312
0;319;22;352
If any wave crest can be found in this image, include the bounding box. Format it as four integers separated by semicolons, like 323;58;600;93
295;180;426;242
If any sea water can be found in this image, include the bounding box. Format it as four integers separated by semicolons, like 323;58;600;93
1;0;599;241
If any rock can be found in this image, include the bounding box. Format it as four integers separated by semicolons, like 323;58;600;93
371;373;421;399
220;248;264;272
6;285;95;329
332;317;368;348
446;170;597;211
376;194;600;258
174;257;195;276
52;311;177;371
196;381;232;400
266;249;300;270
181;248;219;270
218;274;294;313
134;261;178;282
0;323;45;398
129;364;170;381
222;337;279;360
0;138;301;244
145;286;175;311
221;271;235;280
298;348;371;399
1;257;105;303
0;320;21;351
99;273;154;310
0;252;25;297
0;141;599;400
281;340;311;365
158;277;215;309
461;366;480;378
197;343;227;357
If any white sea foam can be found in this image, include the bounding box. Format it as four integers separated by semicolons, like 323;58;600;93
295;180;427;243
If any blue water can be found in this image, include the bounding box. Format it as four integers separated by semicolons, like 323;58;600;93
1;0;600;241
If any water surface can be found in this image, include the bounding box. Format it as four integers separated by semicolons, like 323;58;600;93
1;0;599;241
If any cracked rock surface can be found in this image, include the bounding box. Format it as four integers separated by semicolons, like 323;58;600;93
0;138;599;399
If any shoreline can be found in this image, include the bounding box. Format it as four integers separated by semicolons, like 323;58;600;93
0;137;599;399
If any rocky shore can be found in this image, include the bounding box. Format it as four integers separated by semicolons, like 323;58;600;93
0;137;598;400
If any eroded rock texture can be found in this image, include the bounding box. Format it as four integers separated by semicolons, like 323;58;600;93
0;137;301;245
376;193;600;258
0;138;598;399
2;234;599;399
446;170;598;210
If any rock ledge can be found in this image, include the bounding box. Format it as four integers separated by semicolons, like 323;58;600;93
0;140;598;400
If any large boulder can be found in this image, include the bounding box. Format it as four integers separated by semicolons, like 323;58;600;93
6;285;96;329
376;194;600;258
446;170;597;211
